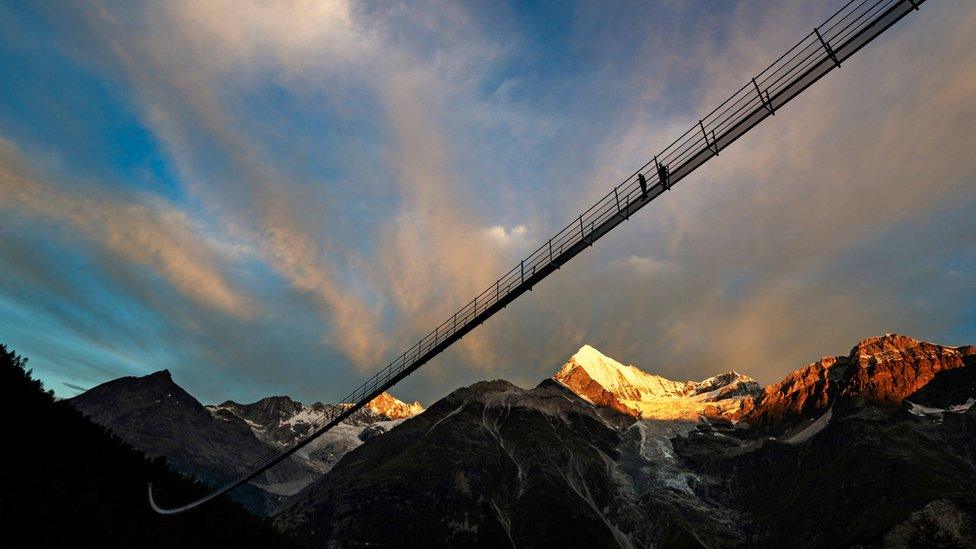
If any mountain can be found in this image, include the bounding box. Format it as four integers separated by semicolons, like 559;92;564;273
276;335;976;547
0;343;296;547
742;334;976;430
70;369;311;513
54;334;976;545
554;344;761;420
209;391;423;447
70;372;423;512
366;391;425;419
207;391;424;492
554;335;975;427
275;379;645;547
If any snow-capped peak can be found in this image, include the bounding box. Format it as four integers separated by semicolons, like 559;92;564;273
209;390;424;447
555;344;761;421
365;391;425;420
560;344;687;400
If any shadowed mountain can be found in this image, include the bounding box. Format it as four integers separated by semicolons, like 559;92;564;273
69;371;424;512
70;369;312;513
275;379;644;547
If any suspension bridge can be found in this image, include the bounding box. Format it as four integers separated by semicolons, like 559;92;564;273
150;0;930;514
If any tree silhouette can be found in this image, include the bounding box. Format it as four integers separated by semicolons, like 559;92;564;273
0;343;296;547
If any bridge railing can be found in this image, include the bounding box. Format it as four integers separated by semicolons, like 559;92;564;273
271;0;918;471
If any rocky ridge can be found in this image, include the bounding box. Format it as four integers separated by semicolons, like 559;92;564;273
742;334;976;429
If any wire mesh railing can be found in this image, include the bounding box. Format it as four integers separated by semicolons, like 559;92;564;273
149;0;928;513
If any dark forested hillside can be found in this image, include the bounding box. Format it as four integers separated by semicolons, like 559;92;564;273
0;344;295;548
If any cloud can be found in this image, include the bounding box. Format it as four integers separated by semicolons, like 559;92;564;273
483;224;529;247
5;0;975;406
141;0;366;77
88;0;515;377
373;69;507;366
397;0;976;391
72;0;393;369
0;140;256;320
612;255;681;277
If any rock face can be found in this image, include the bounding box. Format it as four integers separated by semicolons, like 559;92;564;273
554;344;761;420
740;356;839;427
842;334;974;402
210;395;308;445
276;335;976;548
743;334;976;429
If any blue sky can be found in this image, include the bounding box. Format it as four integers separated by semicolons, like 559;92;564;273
1;0;974;407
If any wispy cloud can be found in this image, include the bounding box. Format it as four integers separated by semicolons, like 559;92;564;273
75;0;394;368
0;140;255;319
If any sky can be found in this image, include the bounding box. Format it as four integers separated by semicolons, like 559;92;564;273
1;0;975;407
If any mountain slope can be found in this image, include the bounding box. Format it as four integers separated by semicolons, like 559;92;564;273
273;377;745;547
365;391;425;419
0;343;295;547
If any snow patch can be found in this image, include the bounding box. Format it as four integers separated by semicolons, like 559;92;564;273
782;407;832;444
628;420;700;495
905;398;975;416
